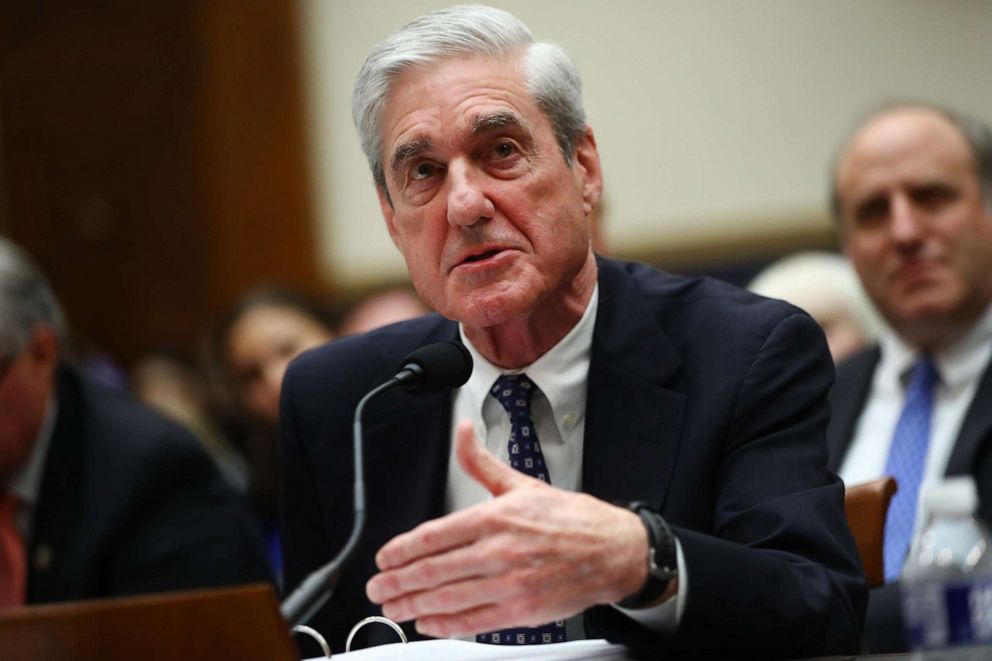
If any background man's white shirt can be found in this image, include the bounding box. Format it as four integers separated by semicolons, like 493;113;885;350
840;304;992;561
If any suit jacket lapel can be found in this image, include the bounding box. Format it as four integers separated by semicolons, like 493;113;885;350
946;355;992;475
582;260;686;510
826;347;880;473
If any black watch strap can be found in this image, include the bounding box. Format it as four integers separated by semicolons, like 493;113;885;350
617;501;678;609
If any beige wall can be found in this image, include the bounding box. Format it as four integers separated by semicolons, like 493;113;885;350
298;0;992;287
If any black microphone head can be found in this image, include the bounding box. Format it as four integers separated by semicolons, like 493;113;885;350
399;341;473;392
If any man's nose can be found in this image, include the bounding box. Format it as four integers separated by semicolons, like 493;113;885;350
446;161;495;227
889;194;924;244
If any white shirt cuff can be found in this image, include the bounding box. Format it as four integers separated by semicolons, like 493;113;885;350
613;537;686;634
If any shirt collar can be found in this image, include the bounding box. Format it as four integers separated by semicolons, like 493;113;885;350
9;393;58;509
939;304;992;390
878;303;992;390
459;284;599;439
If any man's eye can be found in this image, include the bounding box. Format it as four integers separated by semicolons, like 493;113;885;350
853;198;888;227
411;162;437;181
492;141;517;159
912;184;957;208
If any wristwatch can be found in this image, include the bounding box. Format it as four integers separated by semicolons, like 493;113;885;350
617;501;678;609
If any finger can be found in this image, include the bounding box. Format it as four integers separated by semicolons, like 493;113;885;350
414;599;563;639
368;536;503;604
415;603;503;638
454;418;531;496
379;571;515;622
374;420;532;571
373;503;488;571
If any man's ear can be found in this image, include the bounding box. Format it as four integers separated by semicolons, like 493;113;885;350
573;127;604;215
377;186;405;253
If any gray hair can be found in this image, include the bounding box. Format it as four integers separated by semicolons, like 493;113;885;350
352;4;587;197
0;237;68;360
830;102;992;222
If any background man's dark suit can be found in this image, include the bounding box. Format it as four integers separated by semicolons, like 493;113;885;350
27;368;272;603
281;257;866;657
826;346;992;651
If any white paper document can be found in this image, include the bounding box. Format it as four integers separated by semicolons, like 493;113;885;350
313;638;633;660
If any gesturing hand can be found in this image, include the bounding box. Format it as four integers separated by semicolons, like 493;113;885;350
365;419;649;637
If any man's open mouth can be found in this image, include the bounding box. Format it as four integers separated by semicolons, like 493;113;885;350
463;249;502;264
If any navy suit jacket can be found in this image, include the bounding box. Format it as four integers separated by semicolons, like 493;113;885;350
280;258;866;657
826;346;992;652
26;369;273;603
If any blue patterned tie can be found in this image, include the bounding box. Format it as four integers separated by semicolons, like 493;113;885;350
882;356;938;582
476;374;566;645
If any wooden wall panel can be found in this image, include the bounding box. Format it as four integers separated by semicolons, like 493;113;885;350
0;1;321;365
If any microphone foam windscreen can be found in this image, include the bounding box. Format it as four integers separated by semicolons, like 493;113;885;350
402;341;473;392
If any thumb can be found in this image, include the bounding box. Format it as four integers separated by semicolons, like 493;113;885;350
454;419;531;497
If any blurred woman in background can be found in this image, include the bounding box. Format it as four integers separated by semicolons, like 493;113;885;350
207;286;337;580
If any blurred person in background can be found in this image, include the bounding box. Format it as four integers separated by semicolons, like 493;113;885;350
827;103;992;652
207;285;337;577
0;236;271;608
338;284;429;336
131;348;248;492
748;251;880;363
211;287;337;428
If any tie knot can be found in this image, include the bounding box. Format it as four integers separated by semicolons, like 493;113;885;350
907;356;939;392
491;374;537;419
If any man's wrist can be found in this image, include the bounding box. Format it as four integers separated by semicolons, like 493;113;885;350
617;501;678;609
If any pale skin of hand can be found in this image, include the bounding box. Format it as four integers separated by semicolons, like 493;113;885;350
365;419;677;638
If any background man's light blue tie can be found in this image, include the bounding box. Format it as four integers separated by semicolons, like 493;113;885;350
882;356;938;582
476;374;567;645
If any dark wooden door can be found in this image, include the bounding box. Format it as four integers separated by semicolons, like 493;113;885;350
0;1;322;365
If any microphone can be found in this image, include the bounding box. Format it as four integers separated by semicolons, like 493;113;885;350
280;340;473;628
394;340;473;392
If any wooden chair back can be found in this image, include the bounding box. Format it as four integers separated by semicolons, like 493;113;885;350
844;476;898;587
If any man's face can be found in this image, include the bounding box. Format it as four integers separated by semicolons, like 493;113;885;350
0;328;56;482
375;54;602;329
836;109;992;348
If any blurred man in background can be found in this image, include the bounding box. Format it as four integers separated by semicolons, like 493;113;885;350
0;236;271;608
828;104;992;652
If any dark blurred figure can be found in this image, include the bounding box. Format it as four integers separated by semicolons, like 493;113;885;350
338;285;429;337
206;286;336;577
828;104;992;652
132;349;249;492
0;237;271;609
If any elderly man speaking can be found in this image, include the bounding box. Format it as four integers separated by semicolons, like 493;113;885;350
279;5;865;657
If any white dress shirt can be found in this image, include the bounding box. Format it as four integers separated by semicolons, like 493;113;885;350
445;284;686;639
840;304;992;564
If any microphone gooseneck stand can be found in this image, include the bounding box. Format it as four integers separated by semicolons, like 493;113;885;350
280;341;472;628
